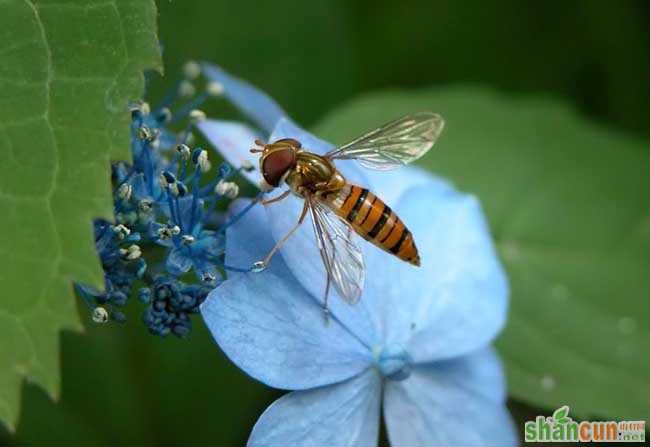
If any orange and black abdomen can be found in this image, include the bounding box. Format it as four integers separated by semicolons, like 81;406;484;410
325;185;420;266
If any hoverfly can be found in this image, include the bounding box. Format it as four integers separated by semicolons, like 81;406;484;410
250;112;444;311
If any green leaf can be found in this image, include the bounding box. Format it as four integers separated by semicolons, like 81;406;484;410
0;0;160;430
552;405;570;424
313;87;650;420
0;307;278;446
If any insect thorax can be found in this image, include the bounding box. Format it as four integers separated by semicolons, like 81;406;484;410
286;152;344;194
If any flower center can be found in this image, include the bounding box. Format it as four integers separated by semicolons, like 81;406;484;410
374;343;413;381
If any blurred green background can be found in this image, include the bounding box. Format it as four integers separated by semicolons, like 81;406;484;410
2;0;648;445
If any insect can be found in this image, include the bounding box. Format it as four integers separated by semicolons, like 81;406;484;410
250;112;444;312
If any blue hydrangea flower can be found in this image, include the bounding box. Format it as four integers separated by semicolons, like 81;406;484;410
140;277;213;337
76;64;244;337
197;64;517;446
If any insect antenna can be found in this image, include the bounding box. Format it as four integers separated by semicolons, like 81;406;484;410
250;138;266;153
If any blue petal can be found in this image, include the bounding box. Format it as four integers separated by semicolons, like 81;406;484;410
383;348;517;447
131;173;150;200
201;272;373;390
196;119;262;186
248;369;381;447
428;347;508;404
194;230;224;258
201;63;286;133
361;181;508;363
176;196;204;232
201;201;373;390
166;246;192;276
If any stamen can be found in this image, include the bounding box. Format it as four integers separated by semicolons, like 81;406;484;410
176;143;191;160
241;160;255;172
117;183;133;200
138;126;154;141
188;169;201;232
192;148;211;173
181;235;195;245
140;102;151;116
189;109;207;123
161;171;176;186
92;306;110;324
129;101;150;122
168;183;180;197
112;224;131;240
215;180;239;199
183;61;201;80
166;193;181;231
138;199;153;213
176;182;188;197
178;80;196;98
202;272;216;283
156;225;174;240
120;244;142;260
206;81;224;97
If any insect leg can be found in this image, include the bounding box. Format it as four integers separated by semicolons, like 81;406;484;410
260;189;290;206
322;270;331;324
253;199;309;270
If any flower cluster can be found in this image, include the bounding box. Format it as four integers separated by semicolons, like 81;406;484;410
75;63;250;337
194;64;518;446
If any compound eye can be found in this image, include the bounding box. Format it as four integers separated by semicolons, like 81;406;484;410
273;138;302;148
261;148;296;186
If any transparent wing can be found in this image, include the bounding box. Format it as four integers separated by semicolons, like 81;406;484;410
325;112;444;170
308;197;365;304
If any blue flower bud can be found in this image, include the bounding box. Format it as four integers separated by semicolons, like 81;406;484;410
111;310;126;323
112;291;128;306
375;344;413;381
138;287;152;304
172;324;191;337
219;162;233;178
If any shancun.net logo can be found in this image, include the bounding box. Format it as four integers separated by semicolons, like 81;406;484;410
525;405;646;443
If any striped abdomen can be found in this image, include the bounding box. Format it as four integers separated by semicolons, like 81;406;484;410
323;185;420;266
